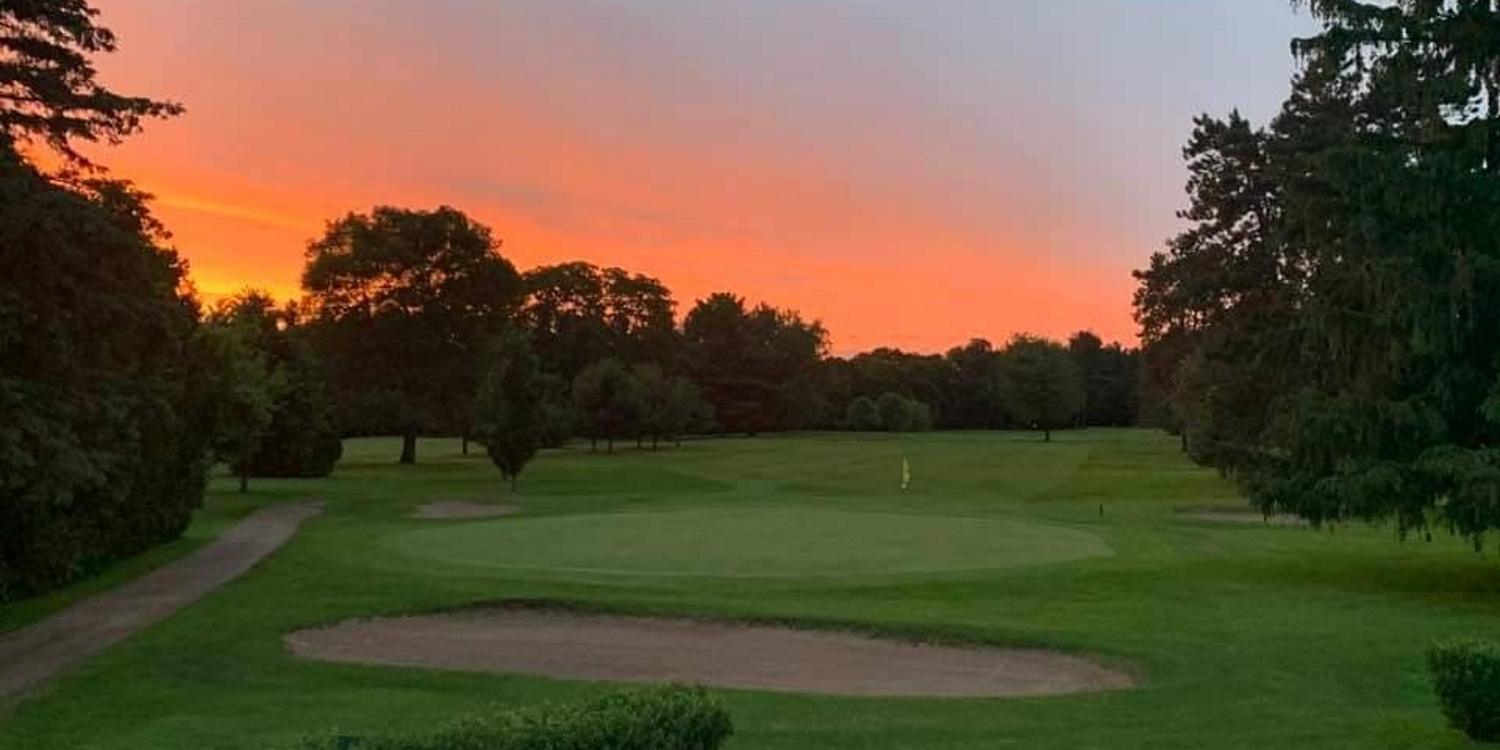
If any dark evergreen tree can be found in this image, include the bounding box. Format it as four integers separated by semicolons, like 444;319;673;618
1253;0;1500;534
475;332;545;491
1135;1;1500;540
1134;111;1300;463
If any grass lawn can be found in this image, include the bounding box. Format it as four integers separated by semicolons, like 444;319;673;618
3;429;1499;749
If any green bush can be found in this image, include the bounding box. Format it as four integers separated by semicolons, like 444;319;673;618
876;392;908;432
247;364;343;479
901;398;934;432
0;145;210;601
292;685;731;750
538;402;577;449
846;395;880;431
1429;638;1500;742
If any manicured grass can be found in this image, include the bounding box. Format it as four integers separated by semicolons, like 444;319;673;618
387;508;1111;579
3;430;1499;749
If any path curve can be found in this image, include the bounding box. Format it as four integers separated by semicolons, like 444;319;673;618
0;503;322;698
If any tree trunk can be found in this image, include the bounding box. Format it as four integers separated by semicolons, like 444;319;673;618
461;435;469;456
400;432;418;464
1044;429;1052;443
1180;431;1188;453
637;436;643;449
511;473;519;493
238;465;249;494
652;436;659;451
607;438;614;454
590;436;598;454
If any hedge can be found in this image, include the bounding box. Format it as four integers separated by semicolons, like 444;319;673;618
1429;638;1500;742
290;686;732;750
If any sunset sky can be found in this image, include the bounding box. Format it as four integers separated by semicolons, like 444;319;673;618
89;1;1311;353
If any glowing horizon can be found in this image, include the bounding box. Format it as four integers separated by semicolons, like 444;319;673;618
87;1;1311;354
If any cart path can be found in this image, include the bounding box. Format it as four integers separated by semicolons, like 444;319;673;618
0;503;322;699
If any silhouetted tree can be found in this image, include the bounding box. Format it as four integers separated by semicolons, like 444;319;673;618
945;339;1004;429
1133;112;1294;465
0;0;182;165
998;336;1084;442
302;206;522;464
682;293;827;435
1068;331;1138;427
523;262;677;386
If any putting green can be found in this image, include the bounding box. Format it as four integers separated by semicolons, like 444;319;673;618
385;507;1111;578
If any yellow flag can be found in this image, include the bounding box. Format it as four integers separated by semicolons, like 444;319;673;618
902;458;911;490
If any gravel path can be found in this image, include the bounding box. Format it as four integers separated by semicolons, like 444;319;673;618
287;607;1134;697
0;503;322;699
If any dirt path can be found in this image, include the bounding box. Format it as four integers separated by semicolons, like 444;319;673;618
287;608;1134;698
0;503;321;699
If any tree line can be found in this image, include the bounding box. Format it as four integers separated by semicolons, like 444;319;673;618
0;0;1138;601
1135;0;1500;541
293;214;1138;474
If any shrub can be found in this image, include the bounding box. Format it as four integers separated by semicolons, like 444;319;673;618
846;395;880;431
291;686;732;750
876;392;908;432
1429;638;1500;742
858;393;933;433
902;399;934;432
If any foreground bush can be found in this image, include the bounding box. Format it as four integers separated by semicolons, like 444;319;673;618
293;685;731;750
0;147;210;601
1429;638;1500;742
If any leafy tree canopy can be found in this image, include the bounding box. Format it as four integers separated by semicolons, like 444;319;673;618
997;336;1085;443
302;206;523;463
0;0;182;166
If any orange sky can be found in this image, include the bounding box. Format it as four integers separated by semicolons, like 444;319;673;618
86;1;1308;353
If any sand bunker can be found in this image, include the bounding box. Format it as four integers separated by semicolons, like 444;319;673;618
413;502;517;519
285;608;1133;697
1174;506;1305;526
